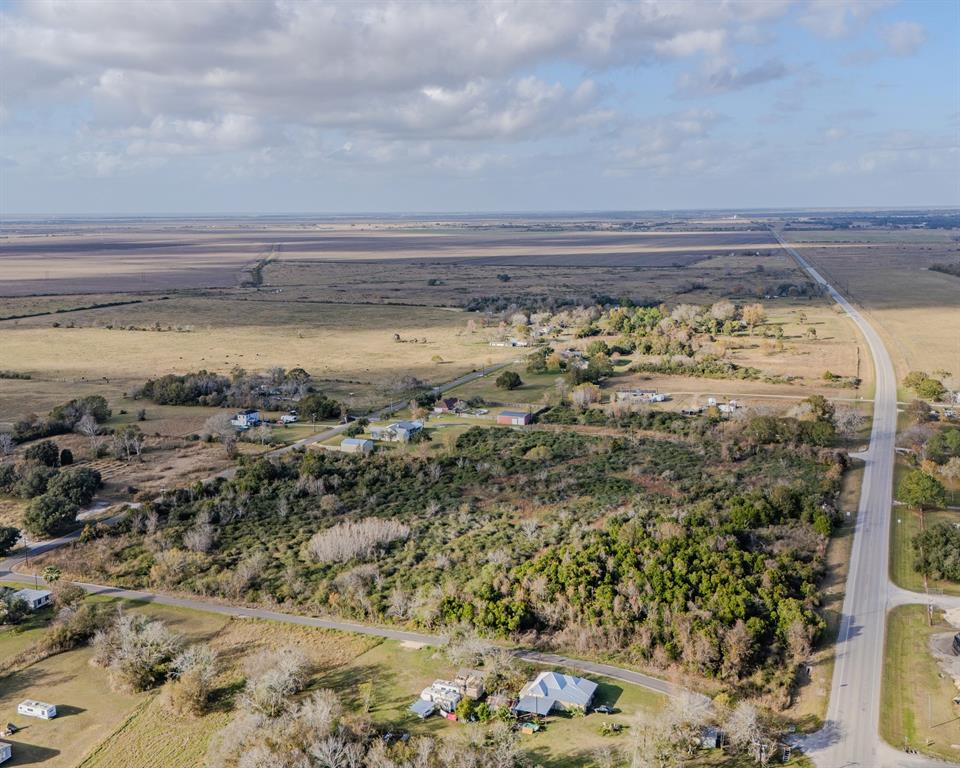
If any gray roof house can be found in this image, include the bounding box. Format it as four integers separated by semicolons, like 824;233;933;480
514;671;597;715
10;588;51;611
369;420;423;443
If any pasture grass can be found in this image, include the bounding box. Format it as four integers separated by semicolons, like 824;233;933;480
879;605;960;761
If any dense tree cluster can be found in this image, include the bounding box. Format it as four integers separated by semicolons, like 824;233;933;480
903;371;948;401
134;366;316;410
0;439;102;536
913;523;960;583
13;395;111;443
47;425;842;694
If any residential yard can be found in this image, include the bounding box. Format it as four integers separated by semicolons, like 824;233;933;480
80;617;377;768
890;505;960;597
445;363;560;407
889;459;960;597
880;606;960;761
0;595;233;768
323;640;670;768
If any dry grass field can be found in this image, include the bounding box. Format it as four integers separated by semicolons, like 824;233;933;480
782;228;960;385
0;300;516;421
79;617;378;768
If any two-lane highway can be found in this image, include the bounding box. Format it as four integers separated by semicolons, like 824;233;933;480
776;232;959;768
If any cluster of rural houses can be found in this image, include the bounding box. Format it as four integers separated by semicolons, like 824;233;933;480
410;669;599;724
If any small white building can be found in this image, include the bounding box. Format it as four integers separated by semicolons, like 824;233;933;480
230;409;261;429
11;588;51;611
17;700;56;719
0;741;10;764
279;412;298;424
340;437;373;455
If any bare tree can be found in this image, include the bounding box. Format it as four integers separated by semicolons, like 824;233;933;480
183;512;217;553
168;644;218;715
710;300;737;323
251;424;273;445
834;406;866;437
240;646;311;717
725;702;775;764
0;433;15;457
76;413;104;457
307;518;410;564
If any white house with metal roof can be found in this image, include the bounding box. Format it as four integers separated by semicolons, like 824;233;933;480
369;420;423;443
514;671;597;715
10;588;51;611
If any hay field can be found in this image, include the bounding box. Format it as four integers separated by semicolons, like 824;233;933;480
0;299;517;418
784;230;960;382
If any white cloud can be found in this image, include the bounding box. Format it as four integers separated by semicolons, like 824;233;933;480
799;0;892;40
881;21;926;57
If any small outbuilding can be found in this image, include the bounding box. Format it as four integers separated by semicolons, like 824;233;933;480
10;588;51;611
340;437;373;455
409;699;436;719
497;410;532;426
455;669;486;699
17;700;56;719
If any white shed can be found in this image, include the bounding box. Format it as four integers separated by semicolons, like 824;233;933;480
17;700;56;719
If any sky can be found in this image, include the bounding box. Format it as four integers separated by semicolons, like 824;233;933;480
1;0;958;215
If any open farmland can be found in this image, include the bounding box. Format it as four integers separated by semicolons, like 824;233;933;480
0;300;516;422
781;227;960;384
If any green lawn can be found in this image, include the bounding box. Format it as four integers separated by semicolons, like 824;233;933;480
322;640;668;768
880;606;960;761
446;363;560;407
889;460;960;596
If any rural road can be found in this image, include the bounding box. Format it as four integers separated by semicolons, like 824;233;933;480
776;231;959;768
0;561;681;701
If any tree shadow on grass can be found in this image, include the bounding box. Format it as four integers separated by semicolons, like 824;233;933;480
315;664;392;712
207;679;245;714
0;664;79;702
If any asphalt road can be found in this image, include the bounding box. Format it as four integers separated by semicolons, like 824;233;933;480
776;232;958;768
